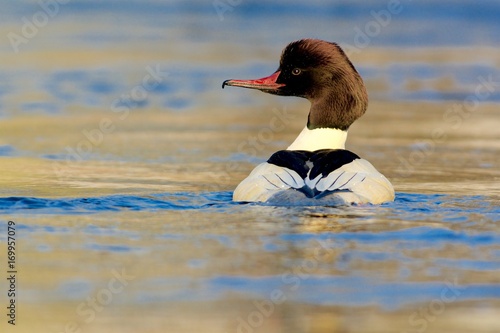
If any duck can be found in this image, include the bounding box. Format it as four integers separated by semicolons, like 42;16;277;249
222;39;394;206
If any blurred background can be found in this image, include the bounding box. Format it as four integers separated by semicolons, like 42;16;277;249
1;0;500;119
0;0;499;168
0;1;499;333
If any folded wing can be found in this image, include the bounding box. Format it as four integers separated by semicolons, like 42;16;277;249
233;149;394;205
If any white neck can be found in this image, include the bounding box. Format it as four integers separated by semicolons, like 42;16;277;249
286;127;347;151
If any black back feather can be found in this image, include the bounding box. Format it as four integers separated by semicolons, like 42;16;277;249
267;149;360;179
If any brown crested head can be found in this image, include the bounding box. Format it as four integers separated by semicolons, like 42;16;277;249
223;38;368;130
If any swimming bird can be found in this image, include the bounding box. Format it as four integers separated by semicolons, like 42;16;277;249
222;39;394;206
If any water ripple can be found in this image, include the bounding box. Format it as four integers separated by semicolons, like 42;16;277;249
0;191;234;214
0;193;498;228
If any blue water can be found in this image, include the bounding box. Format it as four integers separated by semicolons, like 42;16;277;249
0;192;498;220
0;192;234;213
2;191;499;312
3;62;500;120
4;0;500;46
2;1;500;120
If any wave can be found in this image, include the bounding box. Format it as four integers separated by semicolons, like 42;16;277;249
0;191;234;214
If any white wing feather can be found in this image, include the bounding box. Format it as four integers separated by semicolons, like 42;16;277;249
233;159;394;205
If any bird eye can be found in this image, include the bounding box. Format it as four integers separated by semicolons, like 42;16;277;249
292;68;301;75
